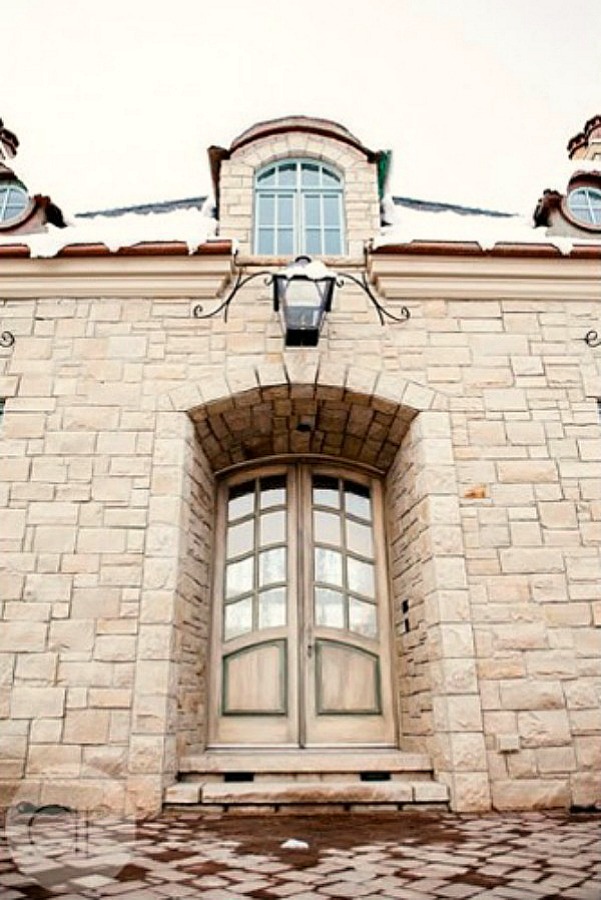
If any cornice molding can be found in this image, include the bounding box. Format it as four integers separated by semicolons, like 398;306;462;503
0;251;235;299
368;250;601;302
1;246;599;304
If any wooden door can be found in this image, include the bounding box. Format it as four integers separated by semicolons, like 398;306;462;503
208;463;396;748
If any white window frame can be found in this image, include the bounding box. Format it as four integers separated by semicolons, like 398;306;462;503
566;186;601;229
0;182;30;226
253;159;346;256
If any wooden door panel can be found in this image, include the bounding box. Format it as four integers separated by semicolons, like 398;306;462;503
222;641;287;714
209;463;396;749
315;641;381;714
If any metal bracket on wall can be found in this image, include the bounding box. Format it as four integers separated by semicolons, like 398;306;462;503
584;329;600;348
0;330;15;350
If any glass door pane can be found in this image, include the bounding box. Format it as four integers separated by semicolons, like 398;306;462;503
310;473;378;639
222;475;288;639
211;469;298;746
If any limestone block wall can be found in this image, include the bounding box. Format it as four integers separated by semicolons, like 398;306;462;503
371;252;601;810
386;411;490;811
386;418;433;751
174;423;214;757
0;248;600;815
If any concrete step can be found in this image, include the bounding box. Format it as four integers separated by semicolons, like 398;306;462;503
164;779;449;807
179;750;432;776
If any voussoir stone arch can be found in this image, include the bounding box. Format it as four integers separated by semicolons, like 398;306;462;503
164;361;446;474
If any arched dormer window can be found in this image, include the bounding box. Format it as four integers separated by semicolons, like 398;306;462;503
254;159;345;256
0;180;30;229
566;185;601;229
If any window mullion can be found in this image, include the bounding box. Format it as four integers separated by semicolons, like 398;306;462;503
297;185;304;256
320;192;325;256
586;190;595;223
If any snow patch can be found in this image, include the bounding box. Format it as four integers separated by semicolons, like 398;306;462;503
376;196;601;254
281;839;309;850
0;207;218;258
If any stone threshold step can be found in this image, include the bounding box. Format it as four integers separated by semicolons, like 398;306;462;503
165;779;449;806
179;750;432;774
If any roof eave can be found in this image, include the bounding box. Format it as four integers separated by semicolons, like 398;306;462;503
0;238;234;259
370;240;601;259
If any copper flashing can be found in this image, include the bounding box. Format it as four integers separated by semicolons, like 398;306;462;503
370;240;601;260
567;114;601;158
229;116;378;160
0;239;234;259
0;119;19;159
207;144;229;211
567;170;601;190
0;243;30;257
533;189;562;227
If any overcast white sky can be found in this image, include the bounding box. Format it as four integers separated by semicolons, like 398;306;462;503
3;0;600;217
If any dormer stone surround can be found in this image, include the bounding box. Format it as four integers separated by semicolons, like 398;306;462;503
209;116;384;258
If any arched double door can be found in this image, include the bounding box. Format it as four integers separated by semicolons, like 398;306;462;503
208;463;396;748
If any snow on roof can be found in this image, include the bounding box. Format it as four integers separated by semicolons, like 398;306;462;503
3;170;601;259
0;198;218;258
375;194;601;255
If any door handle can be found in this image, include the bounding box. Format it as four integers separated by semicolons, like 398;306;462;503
307;627;315;658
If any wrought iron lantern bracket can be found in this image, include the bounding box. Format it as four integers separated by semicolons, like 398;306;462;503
192;269;274;322
190;257;410;342
334;270;410;325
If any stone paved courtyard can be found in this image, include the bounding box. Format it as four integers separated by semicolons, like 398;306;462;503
1;809;600;899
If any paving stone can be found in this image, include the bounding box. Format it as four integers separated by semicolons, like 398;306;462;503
154;886;199;897
317;881;376;897
435;885;483;898
200;890;249;900
268;883;321;897
284;893;323;900
408;877;449;892
502;882;549;898
0;810;599;900
232;880;272;893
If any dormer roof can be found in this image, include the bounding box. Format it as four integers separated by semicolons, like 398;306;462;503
208;115;389;211
567;114;601;159
0;116;66;234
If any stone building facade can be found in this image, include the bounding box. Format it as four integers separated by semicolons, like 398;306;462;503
0;116;600;816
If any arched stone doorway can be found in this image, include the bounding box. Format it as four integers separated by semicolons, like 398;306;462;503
136;364;488;811
174;371;422;758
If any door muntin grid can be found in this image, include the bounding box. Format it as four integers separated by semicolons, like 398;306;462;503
312;474;378;641
223;474;288;642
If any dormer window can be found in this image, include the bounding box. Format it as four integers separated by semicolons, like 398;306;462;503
254;159;345;256
566;186;601;229
0;181;30;228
